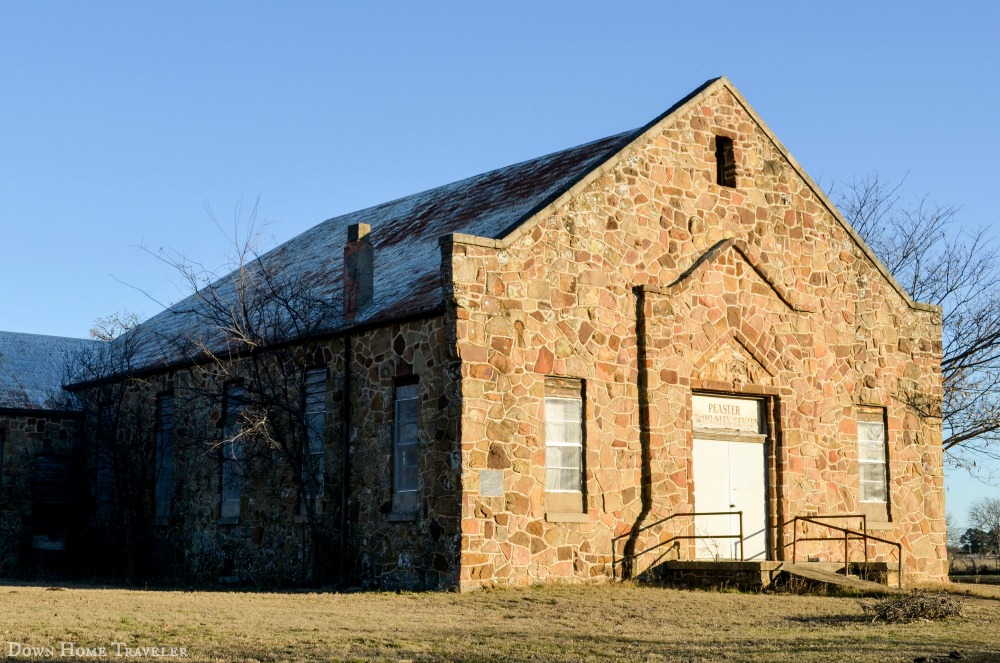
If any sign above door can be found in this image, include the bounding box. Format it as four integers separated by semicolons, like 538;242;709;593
692;395;763;433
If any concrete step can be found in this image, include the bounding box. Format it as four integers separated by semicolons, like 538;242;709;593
786;561;846;574
780;563;899;593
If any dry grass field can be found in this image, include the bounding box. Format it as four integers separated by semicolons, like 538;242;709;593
1;581;999;662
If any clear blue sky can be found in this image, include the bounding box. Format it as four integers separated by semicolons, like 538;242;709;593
1;1;996;528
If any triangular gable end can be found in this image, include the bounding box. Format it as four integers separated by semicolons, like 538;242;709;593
451;77;938;315
664;238;814;313
693;330;776;388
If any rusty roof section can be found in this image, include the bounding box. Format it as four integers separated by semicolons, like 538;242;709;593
106;126;643;374
0;331;99;410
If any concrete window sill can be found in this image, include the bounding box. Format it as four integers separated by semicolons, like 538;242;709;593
388;512;418;522
217;516;240;526
545;512;590;523
865;521;894;531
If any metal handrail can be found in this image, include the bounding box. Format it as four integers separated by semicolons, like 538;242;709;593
790;515;903;588
612;511;744;579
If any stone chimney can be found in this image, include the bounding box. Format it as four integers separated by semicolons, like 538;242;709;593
344;223;374;320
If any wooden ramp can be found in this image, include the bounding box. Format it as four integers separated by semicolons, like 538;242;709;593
781;563;898;594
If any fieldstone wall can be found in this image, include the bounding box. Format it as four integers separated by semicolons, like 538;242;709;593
446;82;946;589
137;362;325;585
346;316;462;590
0;411;82;575
74;315;461;589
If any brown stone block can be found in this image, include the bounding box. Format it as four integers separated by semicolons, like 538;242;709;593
470;364;494;380
487;443;511;469
534;347;554;374
489;353;513;374
505;492;530;515
491;336;513;355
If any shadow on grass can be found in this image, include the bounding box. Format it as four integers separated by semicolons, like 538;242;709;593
784;613;871;625
0;577;370;595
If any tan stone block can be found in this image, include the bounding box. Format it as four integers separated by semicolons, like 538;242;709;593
463;552;490;566
544;527;568;547
505;492;530;515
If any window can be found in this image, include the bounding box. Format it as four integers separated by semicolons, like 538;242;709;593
95;404;115;522
545;377;584;514
302;368;327;513
858;410;888;505
715;135;736;187
393;382;420;513
154;394;175;522
221;382;245;520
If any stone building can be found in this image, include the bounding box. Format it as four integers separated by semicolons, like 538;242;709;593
2;77;947;588
0;331;98;573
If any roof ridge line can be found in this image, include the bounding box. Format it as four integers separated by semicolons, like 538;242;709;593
0;330;97;342
444;76;727;251
314;128;643;232
447;75;940;315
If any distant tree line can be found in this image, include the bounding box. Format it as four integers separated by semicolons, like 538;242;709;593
958;497;1000;556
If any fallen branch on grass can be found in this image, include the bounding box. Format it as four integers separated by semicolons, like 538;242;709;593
859;592;964;623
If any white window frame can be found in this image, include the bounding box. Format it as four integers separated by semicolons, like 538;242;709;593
858;415;888;504
544;387;584;494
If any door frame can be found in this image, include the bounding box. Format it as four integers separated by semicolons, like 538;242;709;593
689;389;781;561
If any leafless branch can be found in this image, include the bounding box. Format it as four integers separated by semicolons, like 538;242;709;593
834;174;1000;478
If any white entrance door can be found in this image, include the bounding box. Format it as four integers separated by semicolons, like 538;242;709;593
693;438;767;560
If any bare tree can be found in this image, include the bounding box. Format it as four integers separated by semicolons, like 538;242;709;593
945;512;963;551
69;310;159;579
835;175;1000;477
969;497;1000;556
149;200;342;583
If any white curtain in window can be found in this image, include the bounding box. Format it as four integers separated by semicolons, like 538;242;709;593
545;396;583;492
858;420;887;503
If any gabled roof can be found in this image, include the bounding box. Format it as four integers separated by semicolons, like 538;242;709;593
120;127;646;372
103;76;937;377
460;77;938;316
0;331;99;411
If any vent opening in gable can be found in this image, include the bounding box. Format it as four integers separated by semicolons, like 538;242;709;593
715;136;736;188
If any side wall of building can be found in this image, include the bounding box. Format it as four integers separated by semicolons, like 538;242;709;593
77;315;461;589
343;316;462;589
446;84;946;589
0;410;83;575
